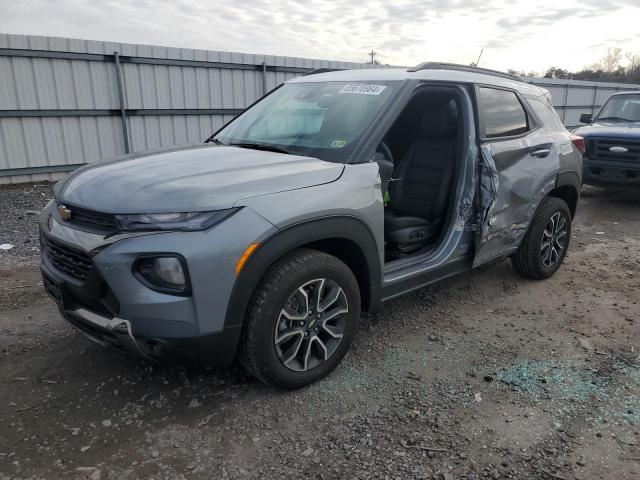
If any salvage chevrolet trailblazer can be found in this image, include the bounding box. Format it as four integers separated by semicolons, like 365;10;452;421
40;63;584;389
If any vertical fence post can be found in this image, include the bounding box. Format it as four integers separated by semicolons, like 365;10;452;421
561;83;570;123
261;61;267;95
113;51;131;154
591;85;598;115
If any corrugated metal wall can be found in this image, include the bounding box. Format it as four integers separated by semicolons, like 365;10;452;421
0;34;377;184
523;76;640;128
1;33;639;184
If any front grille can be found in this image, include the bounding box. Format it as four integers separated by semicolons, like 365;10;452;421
586;137;640;163
42;273;64;303
64;204;119;233
43;236;93;281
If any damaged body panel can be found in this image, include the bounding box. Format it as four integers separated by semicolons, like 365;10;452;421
473;87;582;267
474;139;559;266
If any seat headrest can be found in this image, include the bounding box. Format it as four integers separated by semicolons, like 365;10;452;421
420;104;457;139
625;102;640;119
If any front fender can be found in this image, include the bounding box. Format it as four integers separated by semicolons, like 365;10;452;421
224;216;382;330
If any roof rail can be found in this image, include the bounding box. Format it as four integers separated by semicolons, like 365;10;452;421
303;67;342;76
407;62;523;82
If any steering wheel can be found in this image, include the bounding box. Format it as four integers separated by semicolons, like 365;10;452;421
376;140;395;165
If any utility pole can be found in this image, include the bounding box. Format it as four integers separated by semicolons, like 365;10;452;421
369;50;378;64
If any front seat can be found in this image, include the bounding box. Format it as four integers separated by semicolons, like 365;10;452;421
374;151;394;196
384;104;458;252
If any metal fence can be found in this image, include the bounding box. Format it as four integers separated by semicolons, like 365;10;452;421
0;34;379;184
523;76;640;128
1;33;640;184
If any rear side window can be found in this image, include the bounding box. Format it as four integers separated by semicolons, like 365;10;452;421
477;87;529;138
528;98;565;131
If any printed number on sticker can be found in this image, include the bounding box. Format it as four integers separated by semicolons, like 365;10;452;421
338;84;387;96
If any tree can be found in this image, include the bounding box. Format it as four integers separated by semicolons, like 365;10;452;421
626;52;640;71
508;49;639;84
572;68;601;81
544;67;571;79
590;48;623;74
625;53;640;83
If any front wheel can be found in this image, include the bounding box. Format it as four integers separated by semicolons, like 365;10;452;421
512;196;572;280
239;249;361;389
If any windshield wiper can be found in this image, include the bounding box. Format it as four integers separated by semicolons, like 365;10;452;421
206;137;226;145
597;116;632;123
228;142;296;155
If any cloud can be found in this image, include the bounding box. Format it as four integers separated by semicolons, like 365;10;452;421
1;0;639;73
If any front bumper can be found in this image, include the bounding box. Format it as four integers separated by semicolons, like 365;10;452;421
64;307;147;357
39;203;275;365
41;244;246;365
583;157;640;186
59;305;242;365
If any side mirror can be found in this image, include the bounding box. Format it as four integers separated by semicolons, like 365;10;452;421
580;113;593;124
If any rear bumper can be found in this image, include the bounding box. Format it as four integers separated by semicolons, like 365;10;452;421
583;157;640;186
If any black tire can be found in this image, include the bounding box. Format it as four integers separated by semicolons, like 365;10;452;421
239;248;361;389
512;196;572;280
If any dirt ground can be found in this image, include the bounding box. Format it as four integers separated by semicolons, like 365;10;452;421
0;185;639;480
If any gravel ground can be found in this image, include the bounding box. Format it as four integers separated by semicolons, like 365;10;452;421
0;183;54;269
0;185;639;480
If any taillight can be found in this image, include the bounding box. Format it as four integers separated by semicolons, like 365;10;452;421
570;135;585;155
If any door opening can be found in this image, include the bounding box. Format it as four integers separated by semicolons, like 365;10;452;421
376;88;465;264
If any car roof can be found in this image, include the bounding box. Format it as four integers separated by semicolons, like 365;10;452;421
287;64;547;98
608;91;640;97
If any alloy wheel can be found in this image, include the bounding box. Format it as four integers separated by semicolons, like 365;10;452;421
274;278;349;372
541;212;568;268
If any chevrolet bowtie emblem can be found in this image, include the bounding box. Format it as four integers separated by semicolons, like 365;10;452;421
58;204;72;221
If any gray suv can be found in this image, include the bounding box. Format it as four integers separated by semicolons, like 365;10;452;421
39;63;583;389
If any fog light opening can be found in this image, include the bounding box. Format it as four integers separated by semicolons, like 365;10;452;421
154;257;186;285
133;255;191;296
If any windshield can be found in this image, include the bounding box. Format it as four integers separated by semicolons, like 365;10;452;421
212;81;398;162
597;94;640;122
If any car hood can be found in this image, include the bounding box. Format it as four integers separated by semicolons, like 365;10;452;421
574;121;640;139
55;144;344;213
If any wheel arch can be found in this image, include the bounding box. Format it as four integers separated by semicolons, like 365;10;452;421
550;171;581;218
224;216;382;331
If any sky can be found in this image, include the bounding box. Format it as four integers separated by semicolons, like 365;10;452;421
2;0;640;74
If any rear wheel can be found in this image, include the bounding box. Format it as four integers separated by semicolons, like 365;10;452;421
512;196;572;279
239;249;360;389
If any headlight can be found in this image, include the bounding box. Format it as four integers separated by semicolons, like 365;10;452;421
133;256;190;295
116;208;239;232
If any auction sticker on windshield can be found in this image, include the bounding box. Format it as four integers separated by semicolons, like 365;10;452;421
338;84;387;95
